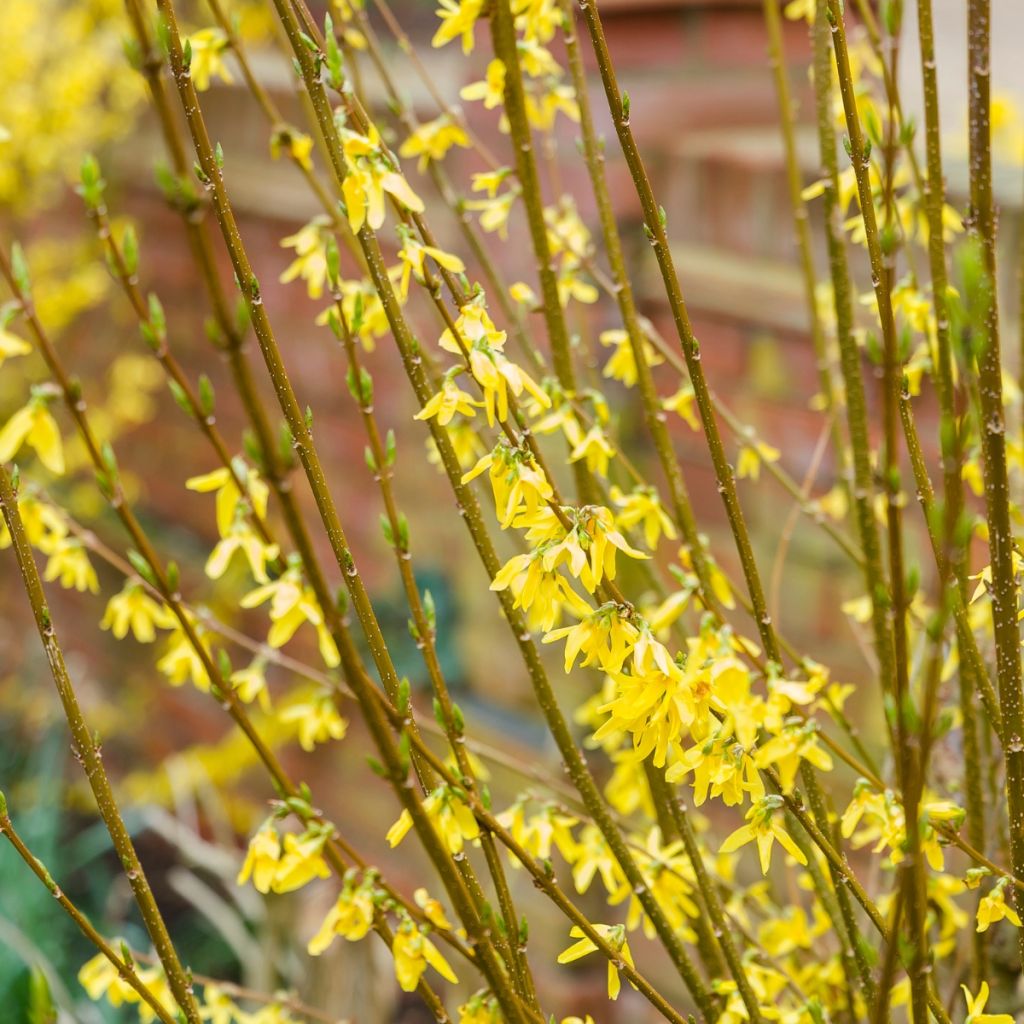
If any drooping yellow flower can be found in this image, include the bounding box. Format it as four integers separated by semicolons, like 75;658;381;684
462;441;554;528
611;485;677;550
0;394;65;474
736;439;781;481
308;874;376;954
415;373;479;426
569;425;615;478
230;658;271;711
557;923;634;1000
461;60;506;110
976;879;1022;933
270;127;314;171
237;821;281;894
273;829;332;893
241;568;340;668
396;233;465;300
157;623;213;691
279;217;331;299
186;28;234;92
662;385;700;430
186;462;269;538
490;549;591;632
534;505;648;594
0;493;66;554
599;328;663;387
43;537;99;593
279;690;348;751
100;582;175;643
399;114;470;171
544;604;639;675
391;915;458;992
387;785;480;855
464;190;517;238
431;0;484;53
0;323;31;366
720;795;808;875
78;948;138;1008
753;722;834;793
204;522;279;584
962;982;1015;1024
414;888;454;931
340;126;424;234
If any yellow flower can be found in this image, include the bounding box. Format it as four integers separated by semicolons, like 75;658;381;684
963;982;1015;1024
273;829;332;893
78;948;138;1007
753;722;833;793
720;795;808;875
544;604;638;675
976;879;1022;933
470;166;512;198
515;0;561;42
308;874;376;954
783;0;814;21
569;424;615;478
465;190;517;238
0;493;66;554
392;915;459;992
431;0;484;53
0;394;64;474
279;217;331;299
599;328;663;387
100;582;175;643
462;442;554;527
536;505;648;594
186;28;234;92
0;323;31;366
279;690;348;751
204;522;279;584
611;485;677;550
557;923;634;1000
399;114;470;171
43;537;99;593
496;800;578;866
415;373;479;426
340;126;424;234
270;127;314;171
230;657;272;711
237;821;281;893
662;385;700;430
387;785;480;854
186;462;269;538
490;549;591;632
461;60;506;110
157;623;213;691
396;233;465;300
736;439;781;481
242;568;340;668
526;84;580;131
414;887;454;930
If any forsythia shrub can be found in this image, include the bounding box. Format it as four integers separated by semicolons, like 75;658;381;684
0;0;1023;1022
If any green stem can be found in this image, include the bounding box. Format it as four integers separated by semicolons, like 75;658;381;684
966;0;1024;970
0;800;180;1024
825;7;926;1019
0;465;202;1024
